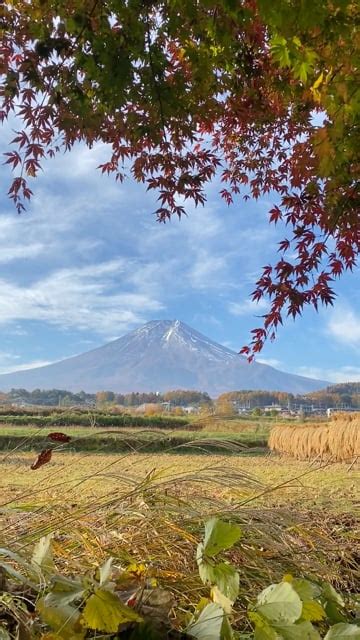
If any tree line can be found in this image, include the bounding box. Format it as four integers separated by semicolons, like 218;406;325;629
2;388;212;408
2;384;360;410
217;385;360;409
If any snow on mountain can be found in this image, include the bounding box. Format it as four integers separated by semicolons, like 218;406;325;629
0;320;328;395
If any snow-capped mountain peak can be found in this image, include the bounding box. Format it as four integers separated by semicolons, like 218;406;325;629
0;319;328;394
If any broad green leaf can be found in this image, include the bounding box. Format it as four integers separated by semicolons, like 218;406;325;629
0;627;10;640
322;584;345;608
202;518;242;557
81;588;142;633
274;621;321;639
37;597;84;639
99;557;113;586
270;35;291;68
32;534;54;572
324;624;360;639
256;583;302;624
187;602;224;640
212;563;239;603
291;579;321;602
45;575;85;607
221;615;234;640
294;61;310;83
249;612;277;640
325;601;347;625
198;558;239;604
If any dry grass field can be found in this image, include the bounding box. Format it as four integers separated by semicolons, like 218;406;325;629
0;425;358;636
0;450;358;509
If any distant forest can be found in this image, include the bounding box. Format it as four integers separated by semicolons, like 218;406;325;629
1;383;360;409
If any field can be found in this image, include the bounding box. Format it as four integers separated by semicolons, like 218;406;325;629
0;411;359;638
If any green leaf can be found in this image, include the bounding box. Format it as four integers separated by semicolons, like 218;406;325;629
37;597;84;639
324;624;360;639
81;588;142;633
198;557;239;603
221;615;234;640
45;575;85;607
325;601;347;625
270;35;291;68
0;627;11;640
212;563;239;603
274;621;321;639
202;519;242;557
187;602;225;640
256;583;302;624
294;61;310;83
249;612;277;640
31;534;54;572
322;584;345;608
291;579;321;602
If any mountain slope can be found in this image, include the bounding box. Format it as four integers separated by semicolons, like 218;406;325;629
0;320;327;395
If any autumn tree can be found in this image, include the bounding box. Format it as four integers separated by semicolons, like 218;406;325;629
215;397;237;417
1;0;359;355
95;390;115;406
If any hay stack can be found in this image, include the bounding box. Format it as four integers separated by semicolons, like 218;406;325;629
269;414;360;461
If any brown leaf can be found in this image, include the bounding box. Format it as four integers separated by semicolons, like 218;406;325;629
47;432;71;443
30;449;53;470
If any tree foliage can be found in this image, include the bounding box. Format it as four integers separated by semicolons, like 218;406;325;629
1;0;359;354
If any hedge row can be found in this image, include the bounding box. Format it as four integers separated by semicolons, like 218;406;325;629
0;412;190;429
0;433;268;454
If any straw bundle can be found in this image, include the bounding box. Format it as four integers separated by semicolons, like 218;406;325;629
268;414;360;461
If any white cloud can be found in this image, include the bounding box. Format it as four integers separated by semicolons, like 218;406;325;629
0;350;55;375
295;366;360;383
0;360;54;375
189;250;228;290
326;305;360;347
228;298;268;316
0;260;164;336
0;243;45;263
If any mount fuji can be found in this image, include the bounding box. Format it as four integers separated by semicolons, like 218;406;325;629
0;320;327;395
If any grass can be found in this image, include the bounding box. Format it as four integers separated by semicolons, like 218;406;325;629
1;450;358;510
0;424;270;454
0;416;358;636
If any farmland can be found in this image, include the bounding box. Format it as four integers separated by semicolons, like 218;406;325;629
0;409;358;638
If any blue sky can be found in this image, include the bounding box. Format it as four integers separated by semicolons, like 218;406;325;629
0;137;359;384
